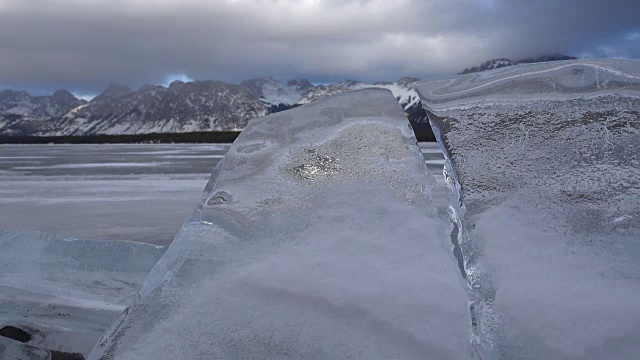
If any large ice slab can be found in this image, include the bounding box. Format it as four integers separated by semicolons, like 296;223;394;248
89;89;472;359
0;229;165;356
415;59;640;359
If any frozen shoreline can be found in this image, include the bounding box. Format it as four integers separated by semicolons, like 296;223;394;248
0;142;446;245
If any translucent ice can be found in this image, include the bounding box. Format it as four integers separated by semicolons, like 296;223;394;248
415;59;640;359
0;229;165;356
89;89;472;359
0;336;50;360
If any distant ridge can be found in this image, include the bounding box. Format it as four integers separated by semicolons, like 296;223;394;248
1;55;575;140
0;77;431;140
459;54;577;74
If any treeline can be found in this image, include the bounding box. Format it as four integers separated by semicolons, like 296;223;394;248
0;126;435;144
0;131;242;144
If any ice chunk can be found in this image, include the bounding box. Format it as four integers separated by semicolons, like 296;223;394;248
0;336;51;360
415;59;640;359
0;229;165;356
89;89;472;360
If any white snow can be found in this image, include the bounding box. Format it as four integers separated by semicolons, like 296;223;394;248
262;78;421;112
258;77;306;105
368;83;421;110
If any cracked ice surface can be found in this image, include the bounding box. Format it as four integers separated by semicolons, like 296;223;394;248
89;89;472;359
0;229;165;356
415;59;640;359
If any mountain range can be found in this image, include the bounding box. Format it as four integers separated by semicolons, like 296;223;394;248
0;77;426;137
0;55;574;138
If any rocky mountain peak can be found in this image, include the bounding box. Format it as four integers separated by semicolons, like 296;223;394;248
93;83;133;102
396;77;421;88
240;77;309;106
51;89;77;102
286;79;313;91
0;89;31;104
138;84;160;93
168;80;186;91
238;77;271;98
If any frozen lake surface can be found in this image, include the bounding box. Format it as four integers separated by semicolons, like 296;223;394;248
0;142;444;245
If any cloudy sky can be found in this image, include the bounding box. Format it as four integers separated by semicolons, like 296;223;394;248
1;0;638;96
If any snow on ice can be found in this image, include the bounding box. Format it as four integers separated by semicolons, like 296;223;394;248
415;59;640;359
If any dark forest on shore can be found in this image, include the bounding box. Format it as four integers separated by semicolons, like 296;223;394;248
0;122;436;144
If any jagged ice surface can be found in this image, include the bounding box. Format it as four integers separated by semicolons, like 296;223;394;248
89;89;471;359
0;229;165;356
415;59;640;359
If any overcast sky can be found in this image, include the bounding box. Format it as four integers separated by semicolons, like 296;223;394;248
0;0;638;96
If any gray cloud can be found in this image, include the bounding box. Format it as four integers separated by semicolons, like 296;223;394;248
0;0;638;94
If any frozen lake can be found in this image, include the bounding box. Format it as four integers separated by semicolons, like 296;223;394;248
0;143;445;245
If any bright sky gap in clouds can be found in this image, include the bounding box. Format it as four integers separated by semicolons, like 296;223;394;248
0;0;638;94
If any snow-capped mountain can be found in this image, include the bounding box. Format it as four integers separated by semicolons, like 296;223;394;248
39;80;268;136
297;77;422;112
0;89;86;135
1;77;427;137
0;89;86;118
460;54;576;74
250;76;428;135
0;54;579;138
240;77;313;108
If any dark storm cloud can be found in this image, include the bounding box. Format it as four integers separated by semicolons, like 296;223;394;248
0;0;638;94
